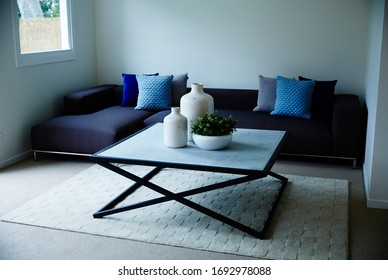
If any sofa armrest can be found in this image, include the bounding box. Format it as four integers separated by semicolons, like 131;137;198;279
64;84;118;115
332;94;362;159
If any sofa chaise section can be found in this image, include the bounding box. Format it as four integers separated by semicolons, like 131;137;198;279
31;85;154;155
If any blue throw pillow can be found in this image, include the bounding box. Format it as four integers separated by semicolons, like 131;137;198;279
121;74;138;106
121;73;158;107
271;76;315;119
135;75;173;111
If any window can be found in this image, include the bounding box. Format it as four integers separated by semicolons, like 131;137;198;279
12;0;75;67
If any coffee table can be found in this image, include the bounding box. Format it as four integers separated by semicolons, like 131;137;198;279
91;123;288;239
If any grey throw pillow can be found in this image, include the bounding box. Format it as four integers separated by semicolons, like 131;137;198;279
253;75;277;112
171;73;189;107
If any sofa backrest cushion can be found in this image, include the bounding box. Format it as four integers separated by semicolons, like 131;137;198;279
113;85;124;105
204;88;258;111
64;85;117;115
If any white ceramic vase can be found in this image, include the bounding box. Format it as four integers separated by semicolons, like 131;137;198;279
192;133;232;150
180;83;214;141
163;107;188;148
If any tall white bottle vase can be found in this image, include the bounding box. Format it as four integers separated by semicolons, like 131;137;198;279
163;107;188;148
180;83;214;141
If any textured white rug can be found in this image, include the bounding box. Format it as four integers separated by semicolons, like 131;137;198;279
0;164;348;260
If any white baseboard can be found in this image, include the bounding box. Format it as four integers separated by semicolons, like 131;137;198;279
0;150;32;170
363;164;388;209
366;195;388;209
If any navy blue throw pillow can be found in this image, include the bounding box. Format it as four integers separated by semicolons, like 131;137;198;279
299;76;337;118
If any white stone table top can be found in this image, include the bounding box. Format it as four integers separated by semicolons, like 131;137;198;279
94;123;287;173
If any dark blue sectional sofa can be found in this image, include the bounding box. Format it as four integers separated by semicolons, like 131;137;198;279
31;84;363;166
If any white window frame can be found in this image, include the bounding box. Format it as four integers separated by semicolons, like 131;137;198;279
11;0;76;67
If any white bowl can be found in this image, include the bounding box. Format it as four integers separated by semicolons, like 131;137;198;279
192;133;232;150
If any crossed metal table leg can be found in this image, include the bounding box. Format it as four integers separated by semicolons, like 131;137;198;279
92;160;288;239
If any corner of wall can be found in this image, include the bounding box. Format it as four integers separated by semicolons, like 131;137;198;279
0;150;32;170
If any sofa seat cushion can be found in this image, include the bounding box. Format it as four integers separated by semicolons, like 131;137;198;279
142;109;332;157
31;106;153;154
218;110;332;156
143;109;271;129
264;115;332;156
143;110;170;127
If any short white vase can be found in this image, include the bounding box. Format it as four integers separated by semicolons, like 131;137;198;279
180;83;214;141
163;107;188;148
192;133;232;150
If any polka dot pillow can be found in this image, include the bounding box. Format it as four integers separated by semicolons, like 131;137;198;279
271;76;315;119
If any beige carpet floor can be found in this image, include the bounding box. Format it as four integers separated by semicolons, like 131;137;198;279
1;163;348;260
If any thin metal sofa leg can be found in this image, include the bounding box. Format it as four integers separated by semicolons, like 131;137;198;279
33;151;38;161
352;158;357;169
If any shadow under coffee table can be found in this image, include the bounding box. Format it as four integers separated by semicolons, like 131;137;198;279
91;123;288;239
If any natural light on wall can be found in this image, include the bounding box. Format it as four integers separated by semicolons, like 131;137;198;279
12;0;75;67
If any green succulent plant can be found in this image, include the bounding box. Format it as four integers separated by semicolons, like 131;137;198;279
191;113;237;136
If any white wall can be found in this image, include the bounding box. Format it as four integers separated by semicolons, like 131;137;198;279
0;0;98;168
364;0;388;209
95;0;370;95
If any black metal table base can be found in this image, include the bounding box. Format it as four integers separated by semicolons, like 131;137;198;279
92;160;288;239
